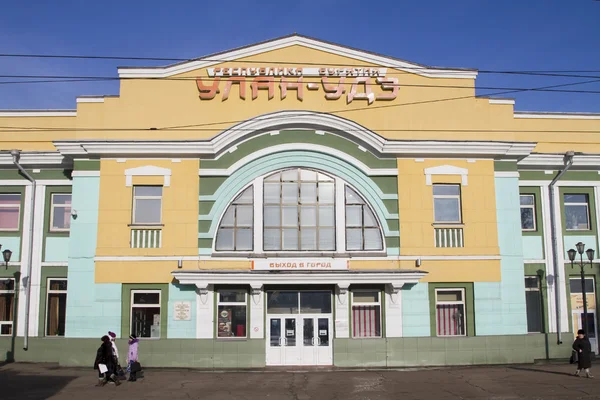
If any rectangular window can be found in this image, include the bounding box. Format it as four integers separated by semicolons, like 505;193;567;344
132;186;163;225
351;290;381;338
525;276;543;333
433;185;462;223
564;193;590;231
130;290;161;338
217;289;247;338
46;279;67;336
0;194;21;231
50;194;72;231
520;194;536;231
0;279;15;336
435;289;466;336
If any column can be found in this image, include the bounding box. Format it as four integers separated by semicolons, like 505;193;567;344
334;284;349;338
196;285;214;338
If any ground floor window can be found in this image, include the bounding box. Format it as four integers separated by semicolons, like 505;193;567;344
46;279;67;336
351;290;381;338
131;290;161;338
435;289;466;337
525;276;543;333
217;289;247;338
0;279;15;336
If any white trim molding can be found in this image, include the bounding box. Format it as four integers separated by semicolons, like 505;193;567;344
0;152;65;166
488;99;515;105
0;179;72;186
0;110;76;117
117;35;477;80
93;254;501;262
424;164;468;186
514;112;600;120
125;165;172;187
494;171;520;178
71;171;100;177
519;154;600;169
76;97;105;103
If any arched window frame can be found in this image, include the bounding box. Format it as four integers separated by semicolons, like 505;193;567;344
213;168;386;255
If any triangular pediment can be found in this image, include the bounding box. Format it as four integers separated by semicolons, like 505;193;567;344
117;34;476;80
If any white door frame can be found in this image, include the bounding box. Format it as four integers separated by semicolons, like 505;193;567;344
570;276;598;353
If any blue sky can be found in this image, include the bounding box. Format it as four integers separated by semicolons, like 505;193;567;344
1;0;599;112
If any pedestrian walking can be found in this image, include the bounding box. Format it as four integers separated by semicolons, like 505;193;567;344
127;334;141;382
93;335;121;386
573;329;594;378
108;330;125;379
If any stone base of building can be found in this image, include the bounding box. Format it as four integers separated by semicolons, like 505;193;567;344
0;334;572;368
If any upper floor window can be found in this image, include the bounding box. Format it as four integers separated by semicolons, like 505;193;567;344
216;186;253;251
263;169;335;251
50;194;72;232
132;186;162;225
345;187;383;251
520;194;536;231
0;194;21;231
433;184;462;223
564;194;590;231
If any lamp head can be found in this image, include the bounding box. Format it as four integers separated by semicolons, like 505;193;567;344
587;248;595;262
2;249;12;268
568;249;577;262
576;242;586;255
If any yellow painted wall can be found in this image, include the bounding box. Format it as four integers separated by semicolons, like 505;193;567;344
95;159;199;258
397;159;499;256
0;44;598;154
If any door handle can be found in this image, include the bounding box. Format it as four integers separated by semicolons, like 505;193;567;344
311;337;315;346
279;336;283;346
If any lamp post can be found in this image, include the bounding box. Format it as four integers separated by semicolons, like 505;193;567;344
568;242;596;336
0;244;13;269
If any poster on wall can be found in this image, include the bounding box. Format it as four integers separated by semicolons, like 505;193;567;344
173;301;191;321
218;308;232;337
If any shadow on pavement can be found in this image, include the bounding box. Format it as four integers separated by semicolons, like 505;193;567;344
508;366;575;377
0;364;79;400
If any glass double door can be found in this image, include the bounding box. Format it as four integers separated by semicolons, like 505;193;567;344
570;277;598;353
267;315;332;366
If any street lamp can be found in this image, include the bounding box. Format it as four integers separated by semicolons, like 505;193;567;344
0;244;12;269
568;242;596;337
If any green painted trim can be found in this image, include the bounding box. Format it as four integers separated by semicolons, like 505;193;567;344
0;169;72;180
73;160;100;171
199;177;228;196
0;185;26;238
198;238;212;250
198;220;212;234
37;266;68;337
520;171;600;182
387;220;399;232
428;282;475;337
524;264;549;334
494;161;518;172
201;130;396;170
559;187;597;236
199;201;214;215
42;187;71;261
348;285;385;339
385;237;400;248
371;176;399;196
382;199;399;215
519;187;544;238
121;283;169;339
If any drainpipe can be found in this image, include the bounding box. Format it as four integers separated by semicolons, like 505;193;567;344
549;151;574;345
11;149;36;350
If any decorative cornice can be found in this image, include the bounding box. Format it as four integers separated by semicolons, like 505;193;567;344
0;152;67;166
0;110;76;117
514;112;600;120
518;153;600;169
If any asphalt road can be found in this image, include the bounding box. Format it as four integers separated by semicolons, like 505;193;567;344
1;362;599;399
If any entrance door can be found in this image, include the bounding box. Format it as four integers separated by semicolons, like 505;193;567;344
266;290;333;366
570;277;598;353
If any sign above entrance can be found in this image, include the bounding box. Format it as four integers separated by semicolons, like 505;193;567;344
252;258;348;271
196;66;399;104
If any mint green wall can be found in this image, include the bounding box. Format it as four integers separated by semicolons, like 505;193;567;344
475;177;527;335
44;236;70;262
65;175;122;338
401;283;430;337
0;236;21;261
167;284;197;338
563;235;596;260
522;236;544;260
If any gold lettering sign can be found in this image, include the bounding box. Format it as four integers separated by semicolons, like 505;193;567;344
196;66;399;104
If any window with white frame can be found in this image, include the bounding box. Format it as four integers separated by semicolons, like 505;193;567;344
345;186;383;251
435;289;466;336
520;194;536;231
50;194;72;231
131;290;161;338
132;186;163;225
564;193;591;231
263;168;335;251
46;279;67;336
433;185;462;223
0;279;15;336
217;289;247;338
0;194;21;231
216;186;253;251
214;168;385;254
351;290;382;338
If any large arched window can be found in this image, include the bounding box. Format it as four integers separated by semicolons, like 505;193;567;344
214;168;384;253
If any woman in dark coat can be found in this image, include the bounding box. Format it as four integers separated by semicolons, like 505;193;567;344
94;335;121;386
573;329;593;378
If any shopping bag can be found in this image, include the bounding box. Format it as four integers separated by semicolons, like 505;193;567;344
131;361;142;373
98;363;108;374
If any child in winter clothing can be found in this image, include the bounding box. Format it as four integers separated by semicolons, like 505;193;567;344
127;334;140;382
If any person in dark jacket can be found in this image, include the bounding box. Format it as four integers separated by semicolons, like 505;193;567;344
93;335;121;386
573;329;593;378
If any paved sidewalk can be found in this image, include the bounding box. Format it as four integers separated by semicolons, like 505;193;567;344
1;362;599;399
